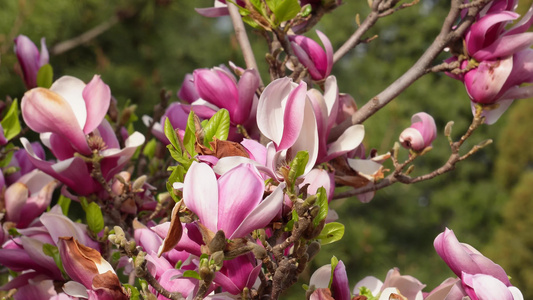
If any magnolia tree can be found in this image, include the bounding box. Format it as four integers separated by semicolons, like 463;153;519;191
0;0;530;299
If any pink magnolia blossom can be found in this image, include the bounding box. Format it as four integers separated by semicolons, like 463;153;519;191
143;102;189;144
434;228;511;286
5;142;45;185
309;260;351;300
183;161;285;239
461;273;523;300
195;66;260;125
20;75;145;195
3;170;57;228
399;112;437;151
289;30;334;81
14;35;49;89
307;76;365;163
353;268;425;300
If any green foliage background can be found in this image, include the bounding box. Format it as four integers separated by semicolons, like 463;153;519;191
0;0;531;298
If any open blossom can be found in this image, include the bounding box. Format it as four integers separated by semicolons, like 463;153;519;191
399;112;437;151
289;30;334;81
448;3;533;123
20;75;145;195
14;35;49;89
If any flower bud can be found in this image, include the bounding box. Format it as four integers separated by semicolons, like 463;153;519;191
14;35;49;89
399;112;437;151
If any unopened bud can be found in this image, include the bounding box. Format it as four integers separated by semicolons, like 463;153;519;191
477;139;493;148
307;241;321;261
444;121;454;137
251;243;267;260
132;175;147;191
210;251;224;271
209;230;226;254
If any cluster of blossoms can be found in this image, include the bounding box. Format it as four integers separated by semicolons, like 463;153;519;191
0;0;529;298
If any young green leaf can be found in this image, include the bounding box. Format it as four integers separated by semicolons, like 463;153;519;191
183;111;198;157
317;222;345;245
36;64;53;88
266;0;301;25
1;99;21;142
288;151;309;183
57;195;72;216
182;270;202;280
123;284;141;300
43;243;66;275
85;202;104;234
313;187;328;227
164;118;180;153
203;109;230;148
329;256;339;288
143;138;157;159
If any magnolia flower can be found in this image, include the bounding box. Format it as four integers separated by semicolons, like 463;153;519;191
20;75;145;195
192;66;260;125
309;260;351;300
307;76;365;163
14;35;49;89
399;112;437;151
5;142;45;185
143;102;189;144
58;237;128;300
3;170;57;228
462;272;523;300
183;161;285;239
289;30;334;81
353;268;425;300
256;77;319;178
434;228;511;286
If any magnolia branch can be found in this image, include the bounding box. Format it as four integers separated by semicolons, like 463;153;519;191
334;109;490;199
228;2;264;86
329;0;491;142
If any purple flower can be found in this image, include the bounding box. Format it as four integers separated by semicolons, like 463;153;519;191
14;35;49;89
289;30;334;81
309;260;351;300
399;112;437;151
20;75;145;195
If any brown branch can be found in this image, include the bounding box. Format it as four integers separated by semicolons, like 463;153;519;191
51;15;119;55
228;2;264;86
333;10;380;63
334;109;487;199
328;0;490;142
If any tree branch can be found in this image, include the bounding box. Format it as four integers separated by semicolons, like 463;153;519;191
228;2;264;86
328;0;490;142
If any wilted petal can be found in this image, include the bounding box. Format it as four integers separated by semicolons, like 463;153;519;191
58;237;114;289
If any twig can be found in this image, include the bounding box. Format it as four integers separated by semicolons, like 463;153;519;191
328;0;490;142
333;10;380;63
51;15;119;55
227;2;264;86
334;110;487;199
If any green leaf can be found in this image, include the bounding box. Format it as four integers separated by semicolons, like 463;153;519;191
266;0;301;25
288;151;309;184
313;187;329;227
166;164;185;202
317;222;345;245
203;109;230;148
301;4;312;17
329;256;339;288
36;64;53;88
143;138;157;159
124;284;140;300
57;195;72;216
182;270;201;280
8;227;20;237
164;118;180;153
43;243;65;275
284;209;299;231
359;286;378;300
1;99;21;142
183;111;198;157
85;202;104;234
0;143;15;168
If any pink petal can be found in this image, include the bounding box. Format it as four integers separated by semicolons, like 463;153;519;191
291;41;323;80
195;7;230;17
322;124;364;162
289;98;319;175
194;68;238;110
183;162;219;232
178;73;199;103
82;75;111;134
473;99;514;125
4;182;29;223
462;273;513;300
50;76;88;129
465;57;513;104
14;35;40;89
466;11;519;56
317;30;334;78
331;261;351;300
218;164;264;237
474;32;533;61
40;208;99;249
230;182;285;239
20;236;63;279
234;69;260;124
21;88;91;155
